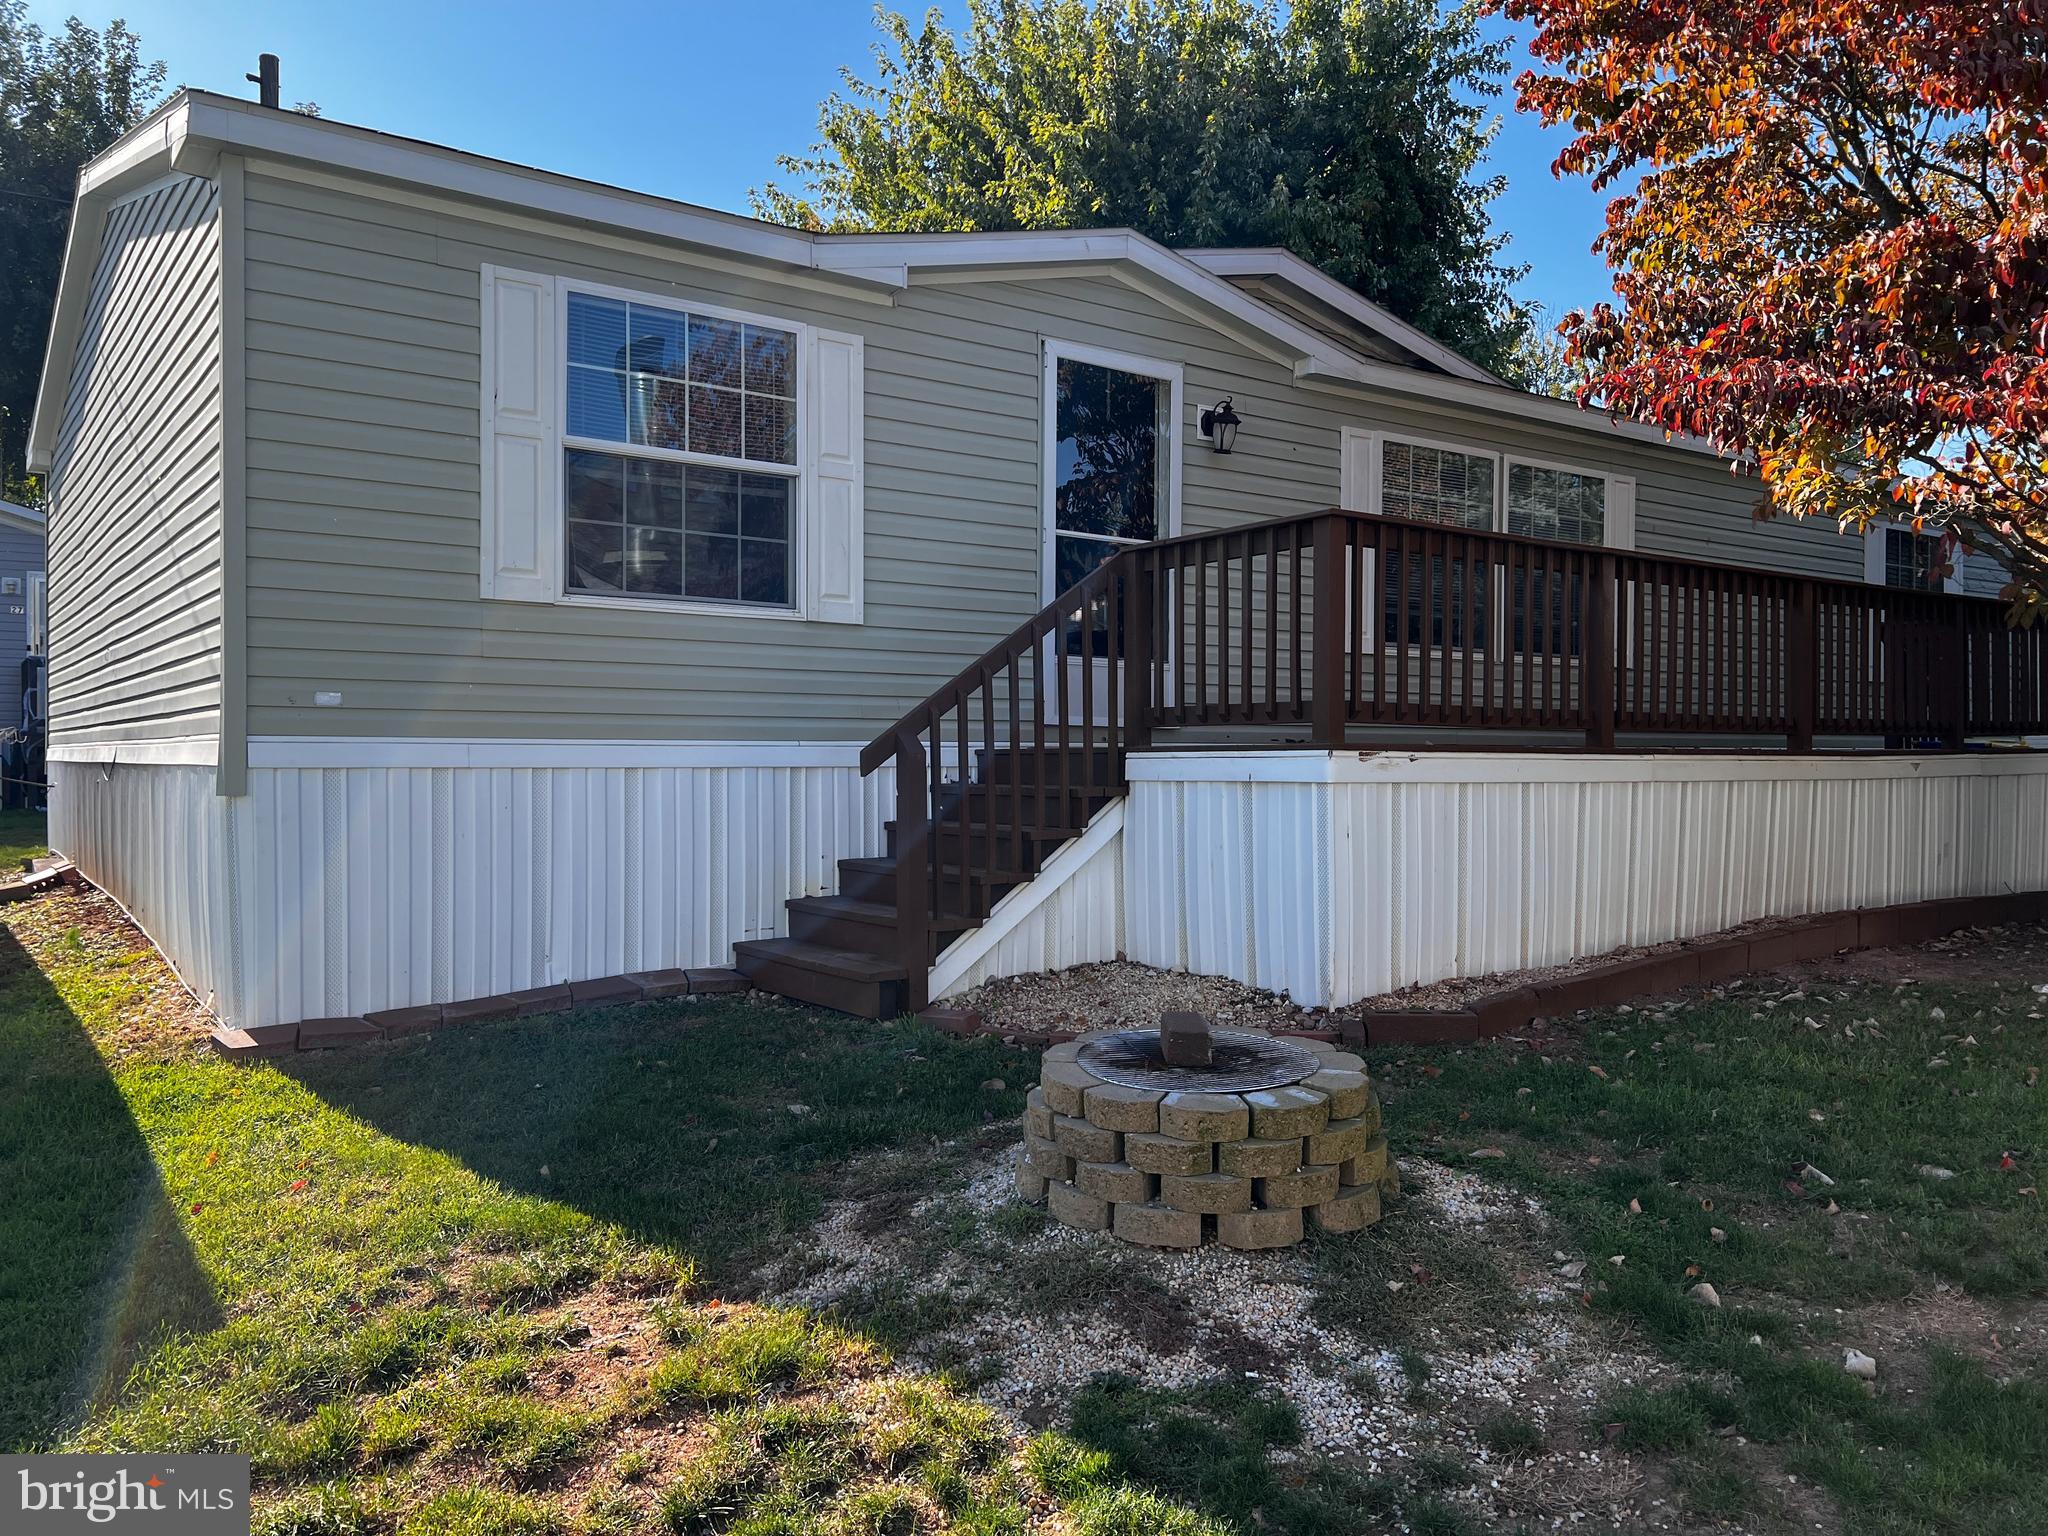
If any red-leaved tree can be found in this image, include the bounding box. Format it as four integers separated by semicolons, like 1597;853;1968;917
1501;0;2048;614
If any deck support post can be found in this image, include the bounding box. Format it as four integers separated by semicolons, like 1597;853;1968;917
1585;551;1617;751
1310;514;1346;748
892;728;930;1015
1789;584;1818;752
1123;550;1153;753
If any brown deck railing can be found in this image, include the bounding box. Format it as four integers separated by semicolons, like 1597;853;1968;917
862;508;2047;1006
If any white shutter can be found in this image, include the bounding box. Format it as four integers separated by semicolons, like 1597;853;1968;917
479;265;560;602
1338;427;1379;514
806;327;865;624
1604;474;1637;550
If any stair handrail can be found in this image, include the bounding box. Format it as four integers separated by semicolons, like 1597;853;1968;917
857;548;1147;776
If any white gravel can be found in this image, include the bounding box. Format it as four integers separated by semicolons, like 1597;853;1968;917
764;1143;1676;1526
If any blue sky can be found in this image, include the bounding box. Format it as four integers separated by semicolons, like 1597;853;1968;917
28;0;1615;323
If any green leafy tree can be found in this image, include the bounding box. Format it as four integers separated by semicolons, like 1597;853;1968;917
0;3;164;498
758;0;1531;378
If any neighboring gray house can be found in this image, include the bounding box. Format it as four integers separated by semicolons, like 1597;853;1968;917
0;505;46;786
28;89;2045;1035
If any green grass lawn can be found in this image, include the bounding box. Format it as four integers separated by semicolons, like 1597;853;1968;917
3;825;2045;1536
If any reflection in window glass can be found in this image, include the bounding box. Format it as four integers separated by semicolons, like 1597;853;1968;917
1051;356;1166;618
1506;462;1605;544
565;292;797;468
1884;528;1940;591
1382;442;1494;528
565;452;790;607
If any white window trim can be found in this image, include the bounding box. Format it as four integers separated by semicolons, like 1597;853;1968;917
554;275;812;621
1040;337;1184;603
1863;519;1964;595
1341;427;1635;551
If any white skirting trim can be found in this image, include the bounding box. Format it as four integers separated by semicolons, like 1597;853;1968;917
930;800;1124;1001
48;735;220;766
1124;750;2048;1008
51;743;892;1029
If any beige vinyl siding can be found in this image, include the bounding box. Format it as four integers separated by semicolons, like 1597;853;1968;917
47;174;224;749
238;165;1867;743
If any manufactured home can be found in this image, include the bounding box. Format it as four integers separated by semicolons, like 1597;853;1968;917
29;89;2048;1033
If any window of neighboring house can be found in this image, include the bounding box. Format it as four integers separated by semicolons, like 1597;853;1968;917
562;289;799;608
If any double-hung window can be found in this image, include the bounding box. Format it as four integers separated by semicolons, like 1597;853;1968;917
477;266;866;624
563;291;799;609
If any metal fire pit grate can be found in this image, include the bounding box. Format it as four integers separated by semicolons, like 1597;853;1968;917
1075;1028;1324;1093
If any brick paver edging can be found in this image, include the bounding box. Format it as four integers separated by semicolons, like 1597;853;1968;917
209;968;750;1059
922;890;2048;1050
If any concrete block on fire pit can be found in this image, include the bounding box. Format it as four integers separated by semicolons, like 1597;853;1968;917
1305;1114;1372;1168
1353;1090;1383;1138
1025;1086;1056;1140
1158;1171;1253;1215
1218;1136;1305;1178
1255;1163;1341;1210
1014;1153;1049;1204
1124;1132;1214;1177
1052;1114;1121;1164
1158;1091;1250;1143
1217;1205;1304;1250
1040;1040;1083;1065
1342;1133;1392;1188
1082;1082;1165;1134
1038;1060;1097;1117
1159;1010;1214;1066
1302;1068;1370;1120
1023;1130;1073;1181
1311;1182;1384;1233
1112;1200;1203;1249
1318;1050;1367;1074
1047;1178;1111;1232
1076;1160;1156;1206
1378;1160;1402;1198
1244;1085;1330;1140
298;1016;381;1050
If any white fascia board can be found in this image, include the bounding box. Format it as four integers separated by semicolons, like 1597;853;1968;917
1296;353;1729;459
178;94;839;276
26;100;198;472
816;229;1347;368
0;500;46;533
1182;247;1506;388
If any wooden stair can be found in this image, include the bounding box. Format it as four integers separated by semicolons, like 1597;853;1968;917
733;746;1120;1018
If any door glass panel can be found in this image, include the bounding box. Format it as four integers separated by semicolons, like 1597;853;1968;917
1054;359;1163;543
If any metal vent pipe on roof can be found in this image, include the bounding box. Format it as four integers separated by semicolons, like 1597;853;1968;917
247;53;279;110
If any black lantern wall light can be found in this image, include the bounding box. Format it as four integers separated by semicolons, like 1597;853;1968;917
1199;397;1242;453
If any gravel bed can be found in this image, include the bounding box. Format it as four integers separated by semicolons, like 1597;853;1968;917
763;1144;1677;1528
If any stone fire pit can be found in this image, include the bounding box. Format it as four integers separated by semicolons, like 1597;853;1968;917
1016;1012;1396;1249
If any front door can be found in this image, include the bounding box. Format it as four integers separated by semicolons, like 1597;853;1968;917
1042;341;1181;724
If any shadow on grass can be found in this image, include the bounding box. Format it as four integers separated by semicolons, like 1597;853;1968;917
279;997;1035;1285
0;925;218;1450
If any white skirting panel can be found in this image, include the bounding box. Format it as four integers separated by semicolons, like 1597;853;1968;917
50;761;239;1016
1125;751;2048;1009
52;742;892;1029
